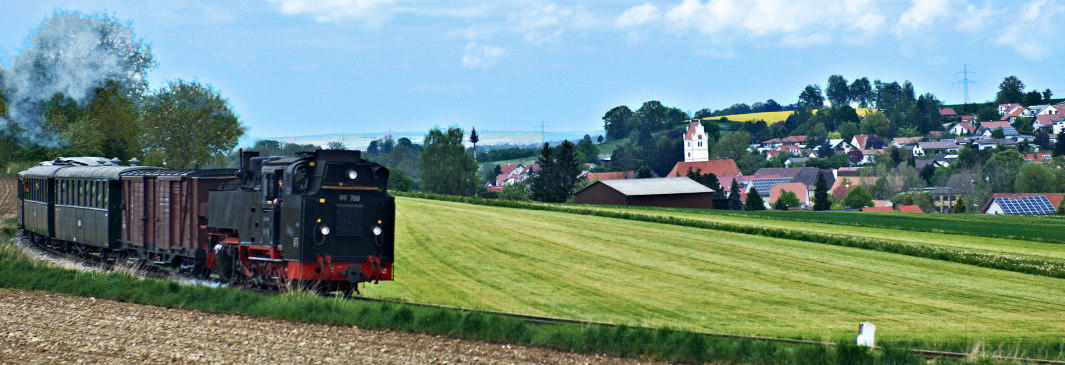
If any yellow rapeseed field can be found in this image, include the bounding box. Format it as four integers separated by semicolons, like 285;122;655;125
699;108;878;125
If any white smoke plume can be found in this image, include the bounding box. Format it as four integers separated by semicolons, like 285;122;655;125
1;11;155;146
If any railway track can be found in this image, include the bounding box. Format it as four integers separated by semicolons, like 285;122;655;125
12;231;1065;364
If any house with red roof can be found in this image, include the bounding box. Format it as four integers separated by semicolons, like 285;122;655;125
1000;108;1024;122
949;121;976;135
667;159;741;179
982;193;1064;215
585;171;634;183
1022;153;1053;162
998;103;1022;114
939;108;958;119
892;137;921;147
980;121;1011;130
768;182;809;208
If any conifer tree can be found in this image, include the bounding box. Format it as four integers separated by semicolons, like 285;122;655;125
813;171;830;211
729;179;743;210
745;187;766;211
904;194;916;206
953;196;967;213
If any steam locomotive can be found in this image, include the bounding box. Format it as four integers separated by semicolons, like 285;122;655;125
16;149;394;295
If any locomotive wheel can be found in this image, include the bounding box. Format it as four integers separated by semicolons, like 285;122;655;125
214;244;236;283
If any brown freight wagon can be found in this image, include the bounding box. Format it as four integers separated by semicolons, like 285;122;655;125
121;170;236;266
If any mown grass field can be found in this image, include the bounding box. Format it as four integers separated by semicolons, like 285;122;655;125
372;197;1065;344
579;205;1065;263
699;108;878;125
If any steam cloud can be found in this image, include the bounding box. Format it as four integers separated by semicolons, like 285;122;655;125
1;11;155;146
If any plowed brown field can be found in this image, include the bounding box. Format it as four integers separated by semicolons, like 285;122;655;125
0;176;15;219
0;290;663;365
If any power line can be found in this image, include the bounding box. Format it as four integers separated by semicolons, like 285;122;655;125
954;63;978;104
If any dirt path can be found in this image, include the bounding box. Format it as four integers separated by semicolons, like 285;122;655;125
0;289;668;364
0;176;14;219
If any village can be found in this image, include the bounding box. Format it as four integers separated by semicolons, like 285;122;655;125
483;102;1065;215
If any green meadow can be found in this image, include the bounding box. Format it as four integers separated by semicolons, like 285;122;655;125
371;197;1065;345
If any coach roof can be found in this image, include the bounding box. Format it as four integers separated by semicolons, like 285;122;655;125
53;166;163;180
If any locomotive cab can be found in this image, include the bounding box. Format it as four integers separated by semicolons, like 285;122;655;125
208;149;394;293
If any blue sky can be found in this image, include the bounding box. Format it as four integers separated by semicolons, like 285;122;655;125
2;0;1064;140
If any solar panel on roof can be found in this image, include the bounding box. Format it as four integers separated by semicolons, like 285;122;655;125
995;196;1055;214
750;178;792;196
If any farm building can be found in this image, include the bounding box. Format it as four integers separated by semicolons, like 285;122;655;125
574;177;717;209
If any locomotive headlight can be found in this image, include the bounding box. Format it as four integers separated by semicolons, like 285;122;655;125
320;226;331;236
372;226;383;236
347;169;357;180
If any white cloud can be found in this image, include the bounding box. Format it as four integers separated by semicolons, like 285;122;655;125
956;3;996;33
894;0;956;37
266;0;398;26
462;42;506;68
660;0;885;46
617;4;662;27
995;0;1065;59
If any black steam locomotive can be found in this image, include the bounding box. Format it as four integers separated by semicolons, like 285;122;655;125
16;149;394;295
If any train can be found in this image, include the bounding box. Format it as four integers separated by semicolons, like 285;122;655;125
16;149;394;295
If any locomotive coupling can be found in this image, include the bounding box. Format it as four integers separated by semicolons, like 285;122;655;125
341;264;365;283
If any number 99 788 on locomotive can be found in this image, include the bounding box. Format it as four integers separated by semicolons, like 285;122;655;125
16;149;394;295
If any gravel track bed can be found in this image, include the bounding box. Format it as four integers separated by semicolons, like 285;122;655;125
0;290;667;364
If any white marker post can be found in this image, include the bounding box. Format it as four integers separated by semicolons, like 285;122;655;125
856;322;875;347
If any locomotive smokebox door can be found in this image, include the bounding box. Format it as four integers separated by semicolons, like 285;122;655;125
336;205;363;237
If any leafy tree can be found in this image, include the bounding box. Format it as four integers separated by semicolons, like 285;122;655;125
420;127;479;196
610;144;637;173
774;190;801;210
996;76;1026;104
848;149;864;165
699;120;721;142
903;194;916;206
764;99;782;112
686;168;724;198
469;127;479;159
843;185;874;209
644;133;683;177
1034;131;1051;148
839;122;859;142
919;164;936;185
142;80;245;168
1042;89;1053;102
981;150;1024;193
576;138;599;163
597;135;604;143
870;176;891;200
603;105;634;140
745;187;766;211
367;140;381;156
990;128;1006;139
713;131;759;173
85;80;139;161
826;75;850;106
499;182;531;201
860;111;891;137
387;168;414;192
849;77;873;108
953;196;967;213
377;145;422;179
327;141;346;150
813;172;830;211
799;85;825;109
1015;162;1058;193
1059;196;1065;215
693;108;714;119
636;165;653;178
976;106;999;122
530;141;582;202
1026;90;1043;107
1055;138;1065;157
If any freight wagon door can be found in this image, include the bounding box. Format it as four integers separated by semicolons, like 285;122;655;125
153;178;170;252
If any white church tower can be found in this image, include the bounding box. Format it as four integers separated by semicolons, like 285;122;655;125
683;121;710;162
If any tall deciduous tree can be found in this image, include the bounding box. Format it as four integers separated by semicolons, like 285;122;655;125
420;126;479;196
602;105;634;141
1015;162;1058;193
843;185;874;208
799;84;825;109
826;75;850;106
849;77;873;108
981;150;1024;193
996;76;1026;104
142;80;245;168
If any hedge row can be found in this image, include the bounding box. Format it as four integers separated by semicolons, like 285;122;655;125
394;192;1065;280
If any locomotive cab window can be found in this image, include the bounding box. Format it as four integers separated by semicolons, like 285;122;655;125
290;165;311;194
